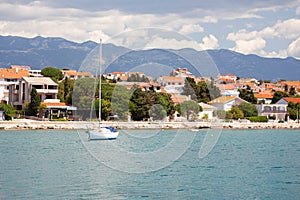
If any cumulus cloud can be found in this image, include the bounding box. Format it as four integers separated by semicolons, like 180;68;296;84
143;34;218;51
179;24;204;35
296;7;300;15
229;37;266;55
227;18;300;57
287;37;300;58
227;18;300;41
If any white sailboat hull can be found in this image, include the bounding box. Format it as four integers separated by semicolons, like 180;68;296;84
88;127;119;140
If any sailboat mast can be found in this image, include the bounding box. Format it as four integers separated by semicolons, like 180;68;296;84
99;38;102;122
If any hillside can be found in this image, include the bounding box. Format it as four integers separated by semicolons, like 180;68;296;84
0;35;299;80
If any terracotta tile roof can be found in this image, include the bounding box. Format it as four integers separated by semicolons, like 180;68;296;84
160;76;185;83
172;95;189;103
199;102;217;110
41;102;69;107
10;65;31;70
62;70;77;76
255;93;273;99
0;68;29;79
217;84;236;90
77;72;93;77
283;98;300;104
208;96;247;104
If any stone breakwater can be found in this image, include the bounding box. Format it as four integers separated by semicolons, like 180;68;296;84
0;120;300;130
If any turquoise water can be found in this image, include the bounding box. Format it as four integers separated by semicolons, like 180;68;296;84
0;129;299;199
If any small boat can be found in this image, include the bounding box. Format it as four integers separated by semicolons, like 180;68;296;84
88;38;119;140
88;126;119;140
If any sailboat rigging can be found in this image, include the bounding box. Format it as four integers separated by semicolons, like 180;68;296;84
88;38;119;140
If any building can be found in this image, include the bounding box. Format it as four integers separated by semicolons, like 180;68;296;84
218;74;237;84
29;69;43;77
254;91;274;104
0;68;29;103
208;96;248;111
77;71;93;79
61;70;78;79
104;72;148;82
61;70;94;80
41;99;77;120
10;65;31;71
198;102;217;120
157;76;185;94
276;97;300;105
256;104;287;121
170;68;194;78
9;77;58;110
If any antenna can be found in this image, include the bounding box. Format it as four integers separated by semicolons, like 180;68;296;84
99;37;102;123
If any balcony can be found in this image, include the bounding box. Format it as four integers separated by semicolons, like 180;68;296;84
36;89;58;94
261;110;287;114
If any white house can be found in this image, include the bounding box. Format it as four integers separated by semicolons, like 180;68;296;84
208;96;248;111
256;104;287;121
9;77;58;110
198;102;217;120
157;76;185;94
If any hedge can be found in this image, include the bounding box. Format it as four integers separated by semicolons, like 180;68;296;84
246;116;268;122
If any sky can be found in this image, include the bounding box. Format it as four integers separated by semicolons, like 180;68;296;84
0;0;300;58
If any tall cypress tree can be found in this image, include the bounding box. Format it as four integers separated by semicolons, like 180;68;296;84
27;87;41;116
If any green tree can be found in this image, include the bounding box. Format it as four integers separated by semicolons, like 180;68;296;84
238;102;258;117
177;100;201;121
111;85;132;120
207;78;221;101
287;102;300;121
289;87;297;96
238;86;257;104
154;92;175;118
227;106;244;120
27;87;41;116
197;81;210;103
182;77;198;100
41;67;64;82
0;103;16;120
129;88;151;121
149;104;167;120
127;73;150;82
271;91;289;104
284;84;289;92
58;77;74;103
72;78;95;109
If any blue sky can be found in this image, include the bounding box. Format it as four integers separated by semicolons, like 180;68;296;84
0;0;300;58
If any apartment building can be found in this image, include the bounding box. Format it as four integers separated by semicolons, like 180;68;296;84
0;67;29;103
9;77;58;110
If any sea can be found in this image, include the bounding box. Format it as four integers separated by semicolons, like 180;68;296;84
0;129;299;200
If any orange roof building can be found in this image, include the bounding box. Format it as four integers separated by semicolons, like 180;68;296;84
0;68;29;103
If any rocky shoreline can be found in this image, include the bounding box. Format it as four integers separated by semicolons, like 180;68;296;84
0;119;300;130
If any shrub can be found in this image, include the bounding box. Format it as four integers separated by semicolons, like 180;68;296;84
246;116;268;122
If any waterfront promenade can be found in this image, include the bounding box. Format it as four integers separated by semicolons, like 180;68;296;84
0;119;300;130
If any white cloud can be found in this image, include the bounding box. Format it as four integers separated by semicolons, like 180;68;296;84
227;18;300;57
227;18;300;41
143;34;218;51
201;34;219;49
287;37;300;58
230;37;266;55
296;7;300;15
201;16;218;23
179;24;204;35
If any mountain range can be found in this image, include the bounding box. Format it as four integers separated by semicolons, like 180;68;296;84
0;35;299;81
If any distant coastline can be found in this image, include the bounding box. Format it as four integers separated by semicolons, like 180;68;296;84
0;119;299;130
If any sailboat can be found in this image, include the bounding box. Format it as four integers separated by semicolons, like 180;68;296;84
88;38;119;140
